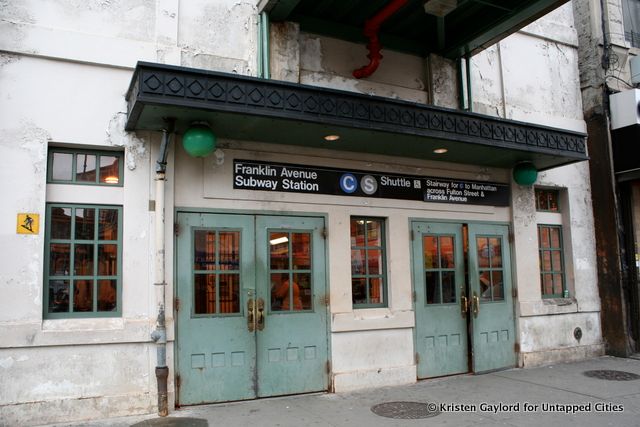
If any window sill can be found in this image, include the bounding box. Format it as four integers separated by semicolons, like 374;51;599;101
519;298;578;317
0;318;152;349
331;309;415;332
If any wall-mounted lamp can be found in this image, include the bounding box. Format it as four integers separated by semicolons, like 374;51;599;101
182;122;216;158
512;161;538;186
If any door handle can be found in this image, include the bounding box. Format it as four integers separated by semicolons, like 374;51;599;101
247;298;255;332
256;298;265;331
472;292;480;318
460;294;468;318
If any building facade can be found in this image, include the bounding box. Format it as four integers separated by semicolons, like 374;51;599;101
573;0;640;358
0;0;604;424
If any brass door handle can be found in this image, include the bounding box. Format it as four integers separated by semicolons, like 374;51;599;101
247;298;255;332
256;298;265;331
461;294;468;318
472;292;479;318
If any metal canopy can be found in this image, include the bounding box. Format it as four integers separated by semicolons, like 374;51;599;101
126;62;587;171
259;0;570;58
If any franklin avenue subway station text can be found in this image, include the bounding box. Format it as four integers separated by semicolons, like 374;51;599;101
233;160;509;207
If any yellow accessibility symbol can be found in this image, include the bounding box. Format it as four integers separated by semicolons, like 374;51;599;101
17;213;39;234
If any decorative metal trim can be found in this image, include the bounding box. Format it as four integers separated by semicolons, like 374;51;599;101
126;62;587;159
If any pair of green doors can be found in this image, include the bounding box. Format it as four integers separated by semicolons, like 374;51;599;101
176;213;328;405
412;222;516;378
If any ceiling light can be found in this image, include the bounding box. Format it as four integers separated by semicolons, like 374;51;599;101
104;176;119;184
324;134;340;141
433;148;448;154
269;236;289;245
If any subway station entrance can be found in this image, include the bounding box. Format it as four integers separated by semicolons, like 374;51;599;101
412;221;516;378
175;213;329;405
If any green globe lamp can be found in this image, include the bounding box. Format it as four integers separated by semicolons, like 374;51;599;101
182;122;216;157
513;161;538;186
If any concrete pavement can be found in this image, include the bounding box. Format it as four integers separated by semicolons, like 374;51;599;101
45;356;640;427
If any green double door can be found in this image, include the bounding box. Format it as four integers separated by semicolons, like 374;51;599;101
176;213;329;405
412;221;516;378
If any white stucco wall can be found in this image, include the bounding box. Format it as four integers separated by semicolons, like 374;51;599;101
0;0;602;423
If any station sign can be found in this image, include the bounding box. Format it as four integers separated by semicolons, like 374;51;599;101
233;159;509;206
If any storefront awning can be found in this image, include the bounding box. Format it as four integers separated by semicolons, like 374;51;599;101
125;62;587;171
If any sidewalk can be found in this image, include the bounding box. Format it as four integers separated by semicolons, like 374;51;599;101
47;356;640;427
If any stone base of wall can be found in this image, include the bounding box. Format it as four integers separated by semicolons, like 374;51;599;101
0;392;157;426
520;343;605;368
332;365;416;393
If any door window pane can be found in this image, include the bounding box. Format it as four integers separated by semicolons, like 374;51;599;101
441;271;456;303
270;232;289;270
194;230;217;270
219;232;239;270
491;271;504;300
489;237;502;267
425;271;440;304
219;274;240;314
194;274;216;314
292;233;311;270
423;236;438;269
294;272;312;310
75;154;97;182
477;237;490;268
440;236;455;268
271;273;289;311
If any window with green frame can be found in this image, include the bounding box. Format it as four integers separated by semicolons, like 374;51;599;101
47;148;124;186
350;217;387;307
538;224;565;298
535;188;560;212
44;204;122;318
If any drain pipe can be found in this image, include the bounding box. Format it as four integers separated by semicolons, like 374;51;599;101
150;121;174;417
352;0;409;79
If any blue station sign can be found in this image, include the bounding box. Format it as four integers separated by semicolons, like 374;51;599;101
233;159;509;206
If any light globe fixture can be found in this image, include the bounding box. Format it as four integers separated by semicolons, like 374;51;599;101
182;122;216;157
513;161;538;186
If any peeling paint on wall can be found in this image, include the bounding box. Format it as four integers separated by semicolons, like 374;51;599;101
106;112;147;171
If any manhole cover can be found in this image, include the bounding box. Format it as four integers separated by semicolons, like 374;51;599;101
371;401;440;419
583;370;640;381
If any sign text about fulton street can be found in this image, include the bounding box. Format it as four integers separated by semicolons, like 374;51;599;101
233;160;509;206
